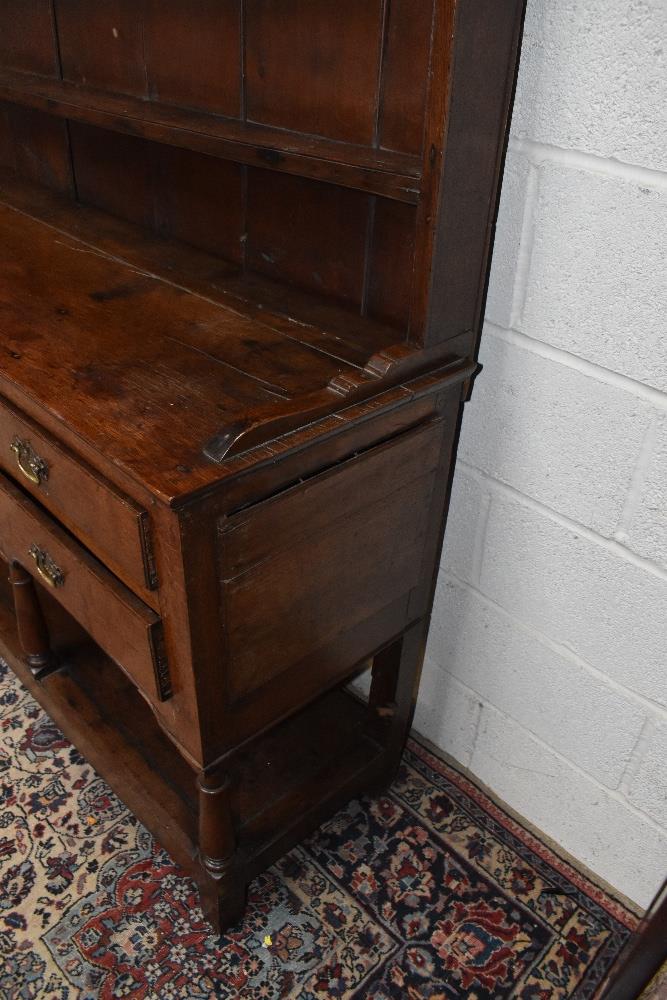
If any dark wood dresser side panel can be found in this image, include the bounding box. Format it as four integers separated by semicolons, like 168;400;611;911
219;419;445;706
421;0;526;348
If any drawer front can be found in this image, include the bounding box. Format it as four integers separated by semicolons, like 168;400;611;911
0;395;157;603
0;472;170;702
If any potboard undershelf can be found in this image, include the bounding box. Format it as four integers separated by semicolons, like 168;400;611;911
0;590;385;912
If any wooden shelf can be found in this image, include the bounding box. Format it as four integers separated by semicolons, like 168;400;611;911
0;171;375;500
0;171;395;369
0;171;471;504
0;71;422;203
0;592;200;875
0;589;383;899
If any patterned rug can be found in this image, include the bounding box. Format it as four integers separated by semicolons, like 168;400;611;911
0;656;638;1000
641;964;667;1000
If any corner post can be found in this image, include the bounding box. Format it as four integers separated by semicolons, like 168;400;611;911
368;620;428;786
196;770;246;934
8;561;59;678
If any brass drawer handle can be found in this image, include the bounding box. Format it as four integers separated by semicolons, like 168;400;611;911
11;437;49;487
28;544;65;588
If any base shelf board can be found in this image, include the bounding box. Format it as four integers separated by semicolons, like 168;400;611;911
0;594;387;896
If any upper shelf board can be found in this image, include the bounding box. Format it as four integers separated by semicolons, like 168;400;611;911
0;72;422;204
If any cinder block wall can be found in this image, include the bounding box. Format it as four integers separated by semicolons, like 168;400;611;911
419;0;667;909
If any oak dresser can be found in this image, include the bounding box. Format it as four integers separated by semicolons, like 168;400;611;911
0;0;525;931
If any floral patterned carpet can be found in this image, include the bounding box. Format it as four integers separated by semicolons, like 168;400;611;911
0;656;638;999
640;964;667;1000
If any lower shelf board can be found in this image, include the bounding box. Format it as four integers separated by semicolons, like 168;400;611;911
237;691;387;880
0;595;386;897
0;596;201;875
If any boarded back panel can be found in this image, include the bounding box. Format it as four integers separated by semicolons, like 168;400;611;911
246;169;369;306
69;122;155;228
367;198;417;329
143;0;242;116
245;0;383;144
152;144;244;262
0;0;59;77
56;0;148;97
0;104;73;195
378;0;433;155
70;123;245;262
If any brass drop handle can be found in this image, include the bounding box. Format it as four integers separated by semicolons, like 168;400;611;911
11;437;49;487
28;544;65;588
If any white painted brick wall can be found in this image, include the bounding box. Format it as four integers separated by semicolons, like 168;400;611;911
480;494;667;706
458;335;654;536
471;705;667;908
625;414;667;570
522;164;667;391
628;722;667;829
428;576;647;788
512;0;667;172
418;0;667;910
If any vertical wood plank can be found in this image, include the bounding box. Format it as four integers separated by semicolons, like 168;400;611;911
245;0;383;144
69;122;154;228
143;0;242;116
0;0;60;77
245;170;369;306
408;0;457;340
367;198;417;330
378;0;434;155
0;104;74;195
152;145;244;263
56;0;148;97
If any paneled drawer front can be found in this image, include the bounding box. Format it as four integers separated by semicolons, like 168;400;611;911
0;395;157;603
0;471;170;702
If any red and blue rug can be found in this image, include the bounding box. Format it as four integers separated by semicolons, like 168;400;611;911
0;656;638;999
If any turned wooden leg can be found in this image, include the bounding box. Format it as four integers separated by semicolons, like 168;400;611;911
368;620;428;786
196;771;247;934
8;561;59;678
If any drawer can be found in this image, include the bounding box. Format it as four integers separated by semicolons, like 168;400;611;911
0;395;157;604
0;471;170;702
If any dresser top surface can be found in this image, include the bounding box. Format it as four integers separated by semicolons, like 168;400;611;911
0;175;412;504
